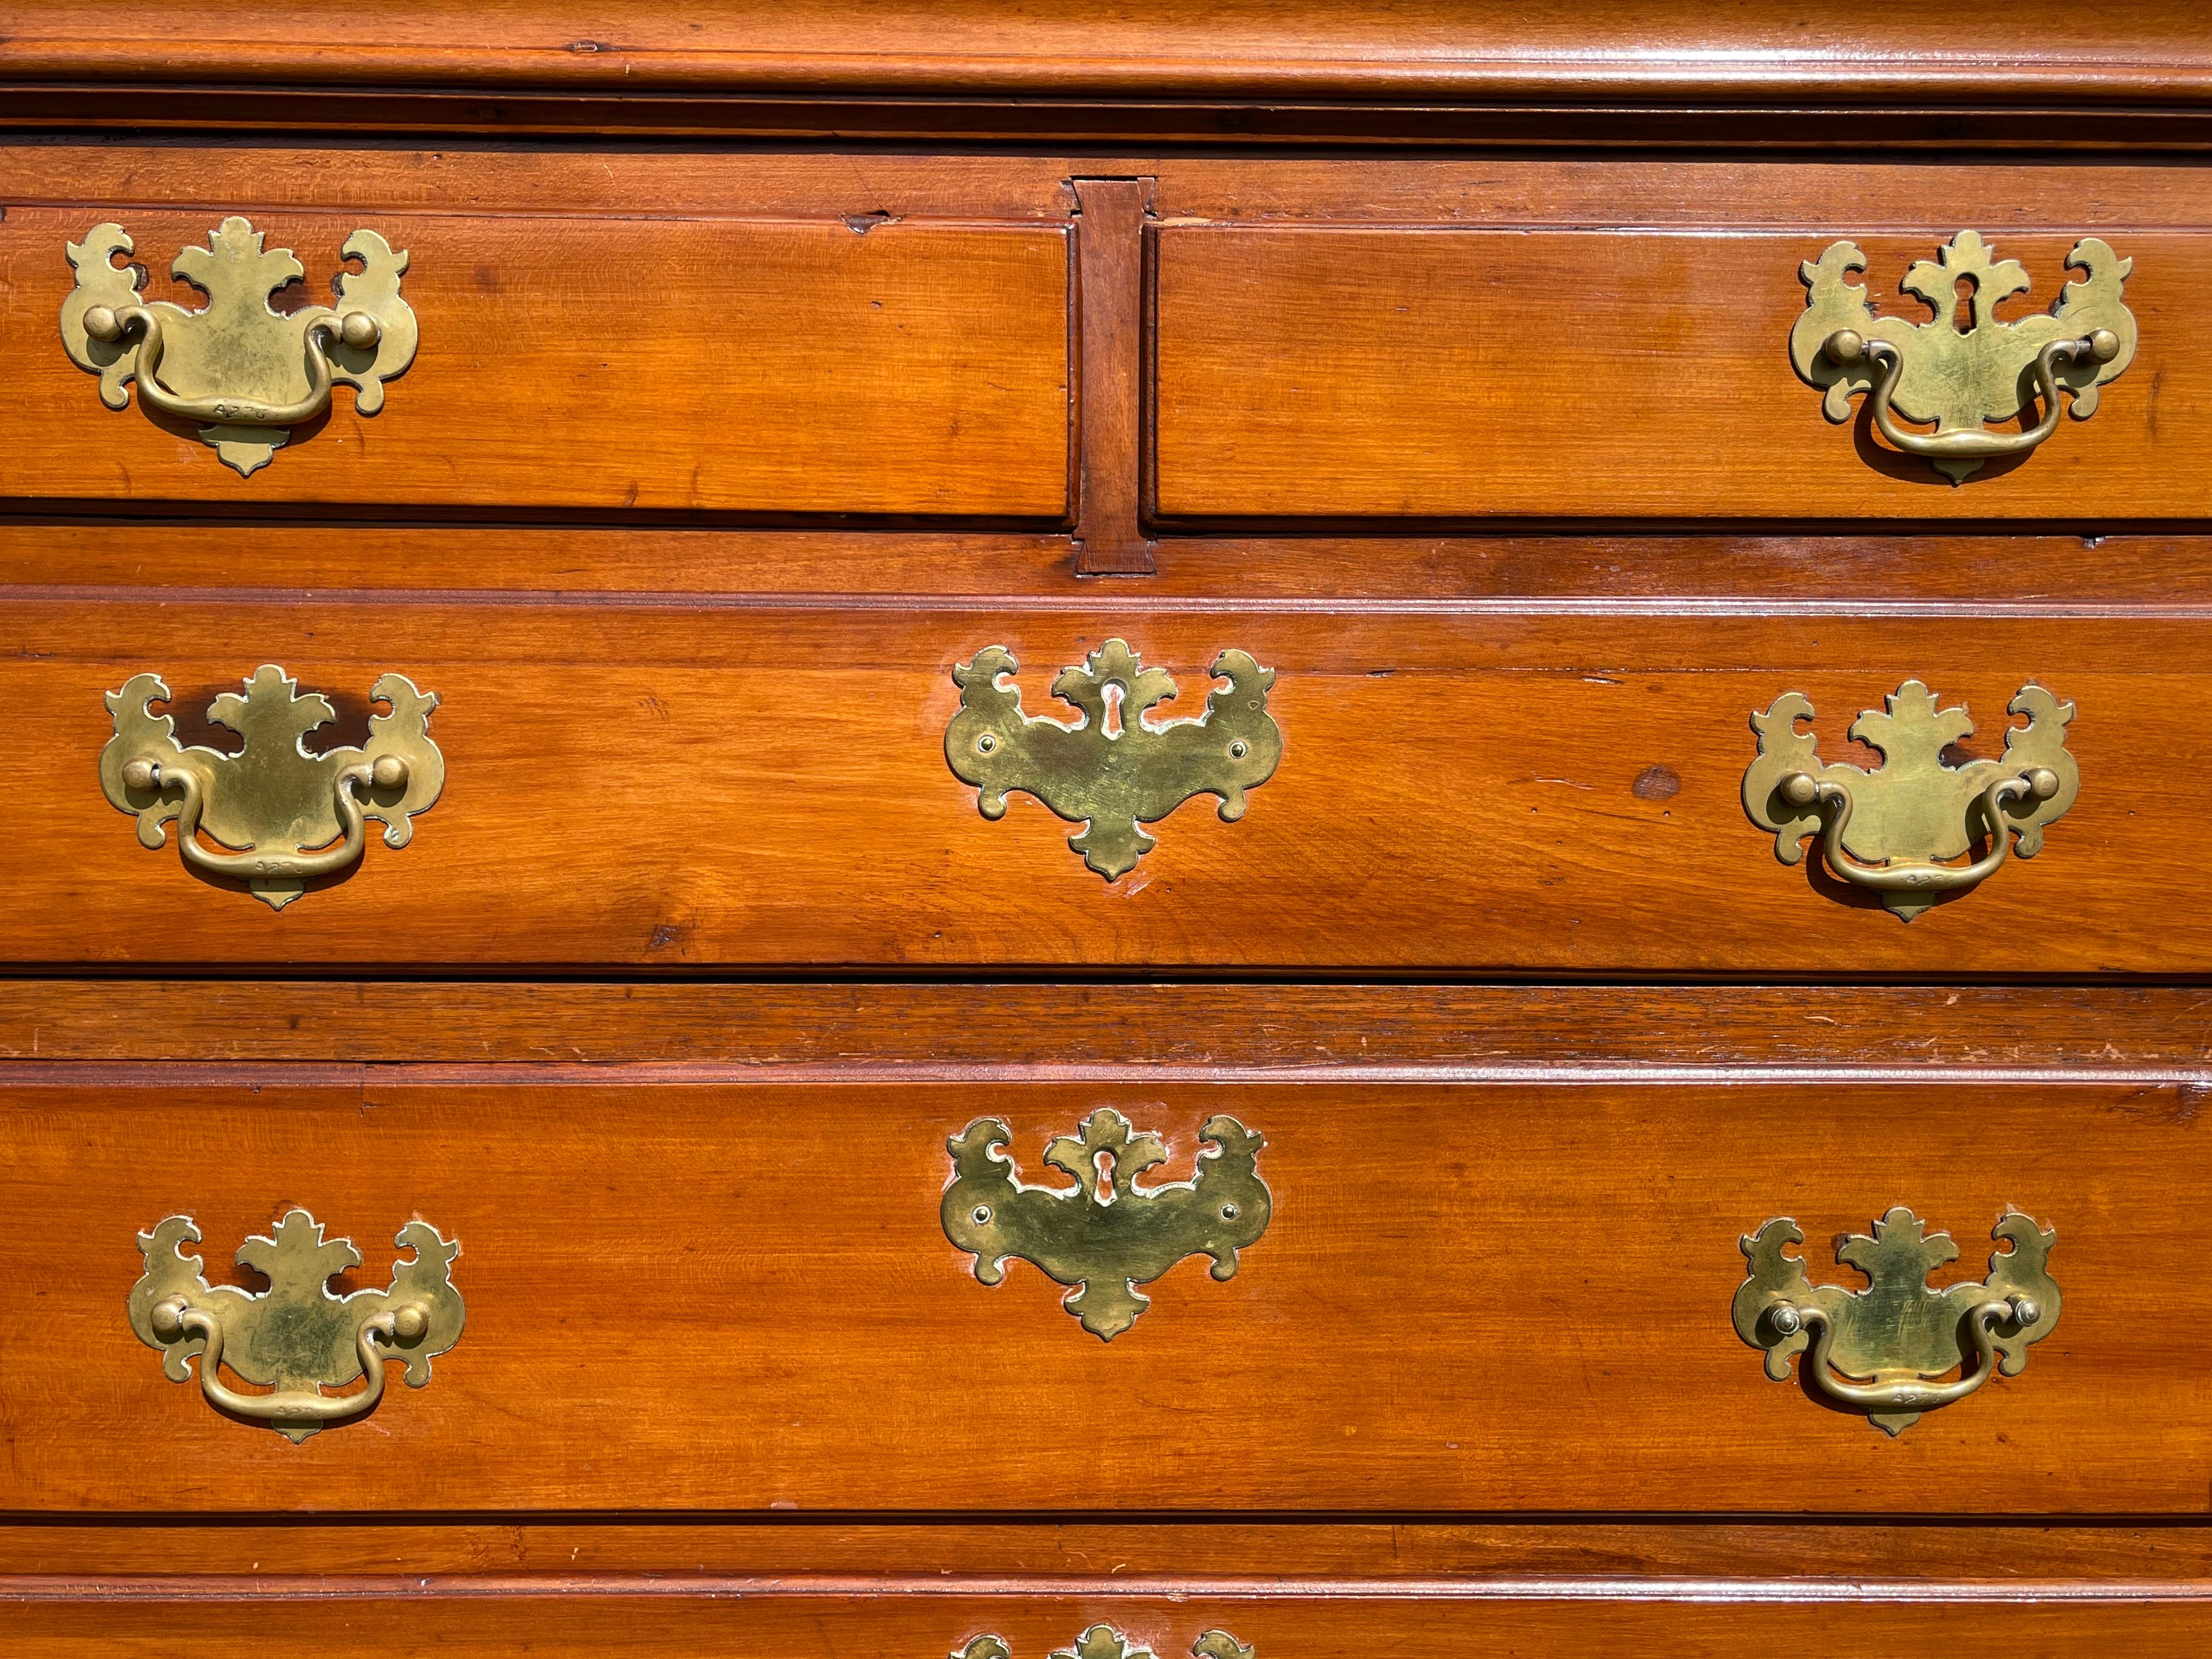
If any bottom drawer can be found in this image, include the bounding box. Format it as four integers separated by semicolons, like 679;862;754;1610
1;1051;2204;1513
4;1592;2210;1658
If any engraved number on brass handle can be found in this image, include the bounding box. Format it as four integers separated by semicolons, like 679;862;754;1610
1766;1294;2043;1420
149;1294;428;1434
1827;328;2121;468
1778;764;2061;898
84;301;381;429
1734;1207;2060;1436
128;1210;464;1443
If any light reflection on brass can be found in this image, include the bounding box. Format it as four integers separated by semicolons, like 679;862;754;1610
1790;230;2135;482
945;637;1281;879
943;1109;1271;1340
1742;678;2077;919
1734;1206;2059;1436
959;1628;1252;1659
60;216;417;476
100;664;443;909
128;1209;465;1442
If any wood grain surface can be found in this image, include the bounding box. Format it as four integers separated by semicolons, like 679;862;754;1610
2;596;2208;970
5;983;2210;1068
0;1072;2203;1514
5;0;2210;108
20;523;2212;602
7;1595;2211;1657
16;150;2212;232
9;1518;2212;1584
15;148;2212;524
1155;226;2212;521
0;208;1070;515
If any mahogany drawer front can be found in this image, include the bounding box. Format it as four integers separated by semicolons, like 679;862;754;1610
0;205;1070;516
6;1594;2211;1658
3;594;2204;972
14;146;2212;532
1;1069;2200;1514
1152;223;2200;522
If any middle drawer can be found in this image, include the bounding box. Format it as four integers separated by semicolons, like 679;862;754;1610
4;590;2207;972
0;1060;2200;1514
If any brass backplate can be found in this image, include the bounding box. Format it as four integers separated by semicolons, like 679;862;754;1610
128;1209;465;1441
943;1109;1271;1340
1735;1207;2059;1435
101;664;443;908
1743;679;2078;919
960;1627;1252;1659
945;638;1282;878
1790;230;2135;481
61;216;417;476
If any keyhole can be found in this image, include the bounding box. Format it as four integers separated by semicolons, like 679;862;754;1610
1953;274;1978;334
1102;681;1124;739
1094;1147;1116;1202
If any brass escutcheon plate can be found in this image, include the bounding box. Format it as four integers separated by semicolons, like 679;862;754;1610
1735;1207;2059;1436
943;1109;1271;1340
1790;230;2135;482
945;637;1282;879
960;1627;1252;1659
61;216;417;476
128;1209;465;1442
1742;678;2078;919
101;664;444;909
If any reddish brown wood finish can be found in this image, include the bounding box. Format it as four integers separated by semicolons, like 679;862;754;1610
8;1519;2212;1584
16;150;2212;232
8;1595;2212;1657
1;596;2205;970
1071;179;1155;575
1154;225;2209;521
8;14;2210;1621
0;1071;2203;1514
4;1;2211;110
5;983;2210;1068
20;523;2212;602
0;208;1070;515
13;149;2212;524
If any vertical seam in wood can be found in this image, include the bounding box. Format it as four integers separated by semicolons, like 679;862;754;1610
1070;176;1158;578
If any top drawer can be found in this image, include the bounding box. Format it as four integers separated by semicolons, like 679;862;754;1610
1152;220;2202;521
0;160;1071;516
10;150;2212;526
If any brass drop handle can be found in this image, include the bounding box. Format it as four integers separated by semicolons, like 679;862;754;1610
1768;1293;2042;1418
1825;326;2121;465
1777;763;2060;898
122;751;411;884
84;302;381;429
149;1294;429;1434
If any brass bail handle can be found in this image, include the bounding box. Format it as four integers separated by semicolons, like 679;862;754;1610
122;752;412;883
1778;763;2061;896
148;1294;432;1431
1825;326;2123;463
82;302;383;428
1768;1293;2043;1417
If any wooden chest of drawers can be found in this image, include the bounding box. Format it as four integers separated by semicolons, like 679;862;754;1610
5;2;2212;1652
